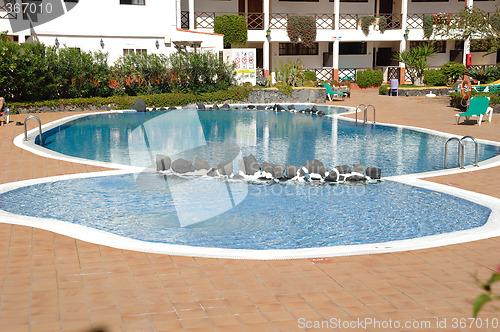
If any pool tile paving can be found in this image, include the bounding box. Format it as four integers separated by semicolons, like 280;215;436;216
0;95;500;331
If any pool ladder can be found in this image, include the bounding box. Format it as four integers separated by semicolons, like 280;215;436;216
444;135;478;169
24;115;44;146
355;104;375;126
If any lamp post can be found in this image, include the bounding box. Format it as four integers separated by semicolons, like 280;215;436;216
100;39;104;49
55;37;60;48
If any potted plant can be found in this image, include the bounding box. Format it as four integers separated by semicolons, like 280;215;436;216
360;16;376;36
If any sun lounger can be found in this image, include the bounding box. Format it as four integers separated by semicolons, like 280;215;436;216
456;97;493;126
319;82;346;101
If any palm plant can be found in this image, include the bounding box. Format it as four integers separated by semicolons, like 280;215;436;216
394;44;436;86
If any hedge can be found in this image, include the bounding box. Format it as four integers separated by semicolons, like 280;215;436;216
449;91;500;107
7;86;252;113
356;69;383;88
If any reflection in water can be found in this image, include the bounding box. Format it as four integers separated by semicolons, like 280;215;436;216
42;110;500;176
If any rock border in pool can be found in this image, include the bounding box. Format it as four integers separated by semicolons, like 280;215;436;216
156;154;381;185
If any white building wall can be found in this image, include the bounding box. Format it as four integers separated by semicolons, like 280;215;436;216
0;0;224;62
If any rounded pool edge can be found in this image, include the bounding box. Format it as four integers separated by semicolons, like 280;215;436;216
0;171;499;259
6;106;500;259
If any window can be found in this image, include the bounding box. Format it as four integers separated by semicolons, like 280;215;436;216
120;0;145;4
279;43;318;55
410;41;446;53
339;42;367;55
123;49;147;56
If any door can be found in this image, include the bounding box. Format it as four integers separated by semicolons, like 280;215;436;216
378;0;392;14
378;0;394;28
376;47;393;66
239;0;263;30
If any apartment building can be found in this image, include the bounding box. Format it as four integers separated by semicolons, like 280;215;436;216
0;0;498;83
184;0;498;83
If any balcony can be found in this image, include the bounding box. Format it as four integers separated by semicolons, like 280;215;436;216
339;13;401;30
270;13;334;30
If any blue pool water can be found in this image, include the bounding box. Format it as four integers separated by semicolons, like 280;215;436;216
0;175;490;249
40;110;500;176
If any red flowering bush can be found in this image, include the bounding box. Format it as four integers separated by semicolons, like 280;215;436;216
432;12;452;25
286;16;316;48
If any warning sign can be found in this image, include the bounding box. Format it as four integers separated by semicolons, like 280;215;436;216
226;48;257;85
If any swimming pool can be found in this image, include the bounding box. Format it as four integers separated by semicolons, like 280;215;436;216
38;109;500;176
4;105;500;258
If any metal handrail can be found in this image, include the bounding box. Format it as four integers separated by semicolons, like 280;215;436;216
24;115;44;146
355;104;375;126
460;135;479;167
444;137;463;169
355;104;366;126
366;104;376;124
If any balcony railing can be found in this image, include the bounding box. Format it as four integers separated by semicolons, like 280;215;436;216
339;13;401;30
269;13;335;30
0;0;16;19
194;12;263;30
181;11;189;29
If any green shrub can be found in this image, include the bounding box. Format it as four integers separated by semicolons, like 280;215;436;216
440;61;466;84
356;69;383;88
168;51;235;94
7;86;252;112
379;84;389;95
424;69;447;86
0;33;237;102
214;14;248;48
423;15;434;39
467;66;496;83
302;70;317;81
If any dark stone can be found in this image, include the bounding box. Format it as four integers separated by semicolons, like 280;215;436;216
194;157;211;171
152;107;157;111
311;105;319;114
276;104;285;111
261;162;285;179
335;165;351;174
324;169;339;182
232;174;245;180
302;159;327;177
220;103;230;110
248;105;256;109
317;110;326;116
304;108;311;113
217;161;233;176
207;168;218;177
238;154;260;175
366;166;381;179
171;158;195;173
257;105;266;110
212;103;219;110
161;107;169;110
196;102;206;110
155;154;171;171
352;164;365;174
132;98;146;112
347;174;367;182
285;164;299;179
298;168;307;177
287;104;295;111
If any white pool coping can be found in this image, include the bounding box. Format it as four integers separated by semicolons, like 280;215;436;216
2;107;500;260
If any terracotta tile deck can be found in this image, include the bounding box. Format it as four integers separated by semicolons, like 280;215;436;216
1;91;500;331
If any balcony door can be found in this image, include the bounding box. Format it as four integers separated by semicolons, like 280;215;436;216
239;0;263;30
